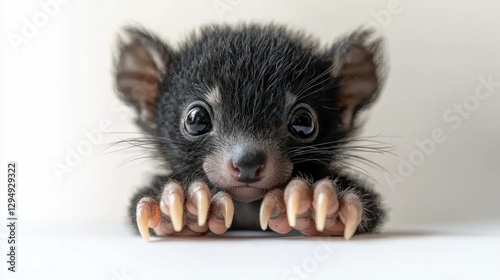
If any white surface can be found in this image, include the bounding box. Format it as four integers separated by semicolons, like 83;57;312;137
2;223;500;280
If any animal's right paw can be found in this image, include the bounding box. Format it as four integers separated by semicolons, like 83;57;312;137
136;181;234;241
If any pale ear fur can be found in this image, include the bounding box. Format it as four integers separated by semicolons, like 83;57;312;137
330;29;386;130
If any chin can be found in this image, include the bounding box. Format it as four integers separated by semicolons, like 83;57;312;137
225;185;267;202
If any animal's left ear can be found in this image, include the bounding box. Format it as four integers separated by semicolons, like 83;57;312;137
330;29;386;130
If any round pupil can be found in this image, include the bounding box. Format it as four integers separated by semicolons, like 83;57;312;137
185;107;211;135
290;108;314;138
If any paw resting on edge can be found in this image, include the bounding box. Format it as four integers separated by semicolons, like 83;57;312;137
259;178;363;240
136;181;234;241
136;178;364;241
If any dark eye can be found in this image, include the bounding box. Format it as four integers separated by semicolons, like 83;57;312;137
185;106;212;136
289;108;315;139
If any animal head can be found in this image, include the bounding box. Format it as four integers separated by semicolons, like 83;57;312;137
114;24;385;202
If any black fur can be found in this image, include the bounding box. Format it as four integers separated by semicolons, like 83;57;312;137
115;23;386;234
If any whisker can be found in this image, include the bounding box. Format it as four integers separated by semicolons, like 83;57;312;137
112;155;164;171
334;160;380;184
162;164;191;178
339;154;390;174
287;136;395;151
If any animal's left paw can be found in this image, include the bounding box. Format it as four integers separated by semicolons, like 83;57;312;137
259;178;362;239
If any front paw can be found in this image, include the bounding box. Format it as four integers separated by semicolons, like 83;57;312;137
259;178;363;239
135;181;234;241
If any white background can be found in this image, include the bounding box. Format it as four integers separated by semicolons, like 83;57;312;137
1;1;500;279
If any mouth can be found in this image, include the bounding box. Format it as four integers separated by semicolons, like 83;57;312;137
226;184;268;202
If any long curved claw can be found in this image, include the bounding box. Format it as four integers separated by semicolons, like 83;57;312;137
186;182;211;228
169;192;184;232
339;193;363;240
285;190;300;227
312;179;339;232
284;179;311;228
195;186;210;227
160;182;185;232
136;204;150;242
259;189;290;234
210;192;234;230
136;197;160;242
221;194;234;228
259;194;274;230
314;191;329;232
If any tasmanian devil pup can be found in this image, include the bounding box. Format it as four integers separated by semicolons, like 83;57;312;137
114;24;387;241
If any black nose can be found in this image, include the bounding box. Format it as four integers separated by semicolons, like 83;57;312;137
230;146;266;183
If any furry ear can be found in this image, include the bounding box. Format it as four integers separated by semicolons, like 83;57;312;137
330;29;385;130
114;27;172;125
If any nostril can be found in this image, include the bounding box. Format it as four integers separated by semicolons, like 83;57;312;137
255;165;265;176
229;160;240;172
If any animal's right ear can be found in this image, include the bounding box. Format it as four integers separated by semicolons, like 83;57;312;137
329;29;385;131
114;27;172;125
